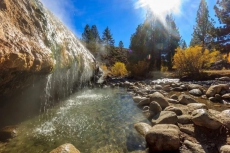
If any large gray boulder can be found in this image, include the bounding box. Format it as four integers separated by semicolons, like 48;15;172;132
149;92;169;109
189;89;203;96
145;124;180;152
216;110;230;130
134;122;152;137
179;94;198;105
152;111;178;125
206;84;229;97
191;109;222;130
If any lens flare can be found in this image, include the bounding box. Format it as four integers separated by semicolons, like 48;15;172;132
135;0;183;23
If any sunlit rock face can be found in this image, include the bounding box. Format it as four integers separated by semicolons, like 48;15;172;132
0;0;96;95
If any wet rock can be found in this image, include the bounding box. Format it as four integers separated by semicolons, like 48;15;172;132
155;85;163;90
178;115;192;124
209;97;218;102
219;145;230;153
218;76;230;81
149;101;162;116
187;103;207;114
191;109;222;130
137;98;150;106
0;126;17;142
162;85;171;92
189;89;203;96
173;87;184;91
132;96;147;103
167;98;179;104
149;92;169;109
183;140;206;153
216;110;230;130
215;94;222;101
178;94;198;105
206;84;229;97
134;122;152;137
164;106;182;116
152;111;178;125
145;124;180;152
49;143;80;153
170;94;178;100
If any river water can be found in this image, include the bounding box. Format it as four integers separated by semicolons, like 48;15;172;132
1;87;147;153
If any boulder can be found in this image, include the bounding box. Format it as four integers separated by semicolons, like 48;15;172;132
49;143;80;153
178;115;192;124
191;109;222;130
0;126;17;142
163;85;171;92
134;122;152;137
145;124;180;152
137;98;150;106
222;93;230;99
187;103;207;114
170;94;178;100
167;98;179;104
183;140;206;153
188;84;204;92
164;106;182;116
179;94;198;105
216;110;230;129
152;111;178;125
189;89;203;96
219;145;230;153
132;96;146;103
206;84;229;97
149;92;169;109
180;126;194;136
155;85;163;90
149;101;162;116
218;76;230;81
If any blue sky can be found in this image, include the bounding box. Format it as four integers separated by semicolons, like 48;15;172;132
40;0;217;48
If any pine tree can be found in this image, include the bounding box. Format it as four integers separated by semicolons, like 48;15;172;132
119;41;124;51
102;27;115;54
91;25;101;44
214;0;230;53
82;24;92;43
179;39;187;49
190;0;214;49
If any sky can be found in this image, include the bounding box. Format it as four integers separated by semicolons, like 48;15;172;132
40;0;218;48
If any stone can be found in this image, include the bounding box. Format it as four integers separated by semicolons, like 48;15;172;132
49;143;80;153
173;87;184;91
149;92;169;109
155;85;163;90
167;98;179;104
133;96;148;103
134;122;152;137
187;103;207;114
180;126;194;136
178;115;192;124
178;94;198;105
191;109;222;130
145;124;180;152
152;111;178;125
149;101;162;116
209;97;218;102
206;84;229;97
189;89;203;96
218;76;230;81
0;126;17;142
222;93;230;99
164;106;182;116
184;140;206;153
216;110;230;130
215;94;222;101
188;84;204;92
137;98;150;106
219;145;230;153
170;94;178;100
163;85;171;92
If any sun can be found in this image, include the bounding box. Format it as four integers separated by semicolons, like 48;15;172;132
135;0;182;17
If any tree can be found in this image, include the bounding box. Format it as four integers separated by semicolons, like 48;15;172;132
91;25;101;44
190;0;214;49
179;39;187;49
214;0;230;54
119;41;124;51
82;24;92;43
102;27;115;55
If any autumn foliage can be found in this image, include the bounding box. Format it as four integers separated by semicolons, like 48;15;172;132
173;46;222;77
110;62;128;77
127;60;150;77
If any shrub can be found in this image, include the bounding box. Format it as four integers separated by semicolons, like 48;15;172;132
173;46;222;77
127;60;150;77
110;62;128;77
100;64;109;75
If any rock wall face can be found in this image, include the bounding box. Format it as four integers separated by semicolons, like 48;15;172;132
0;0;96;94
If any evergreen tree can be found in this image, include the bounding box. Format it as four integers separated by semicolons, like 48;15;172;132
102;27;115;55
119;41;124;51
179;39;187;49
190;0;214;49
91;25;101;43
214;0;230;53
82;24;92;43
